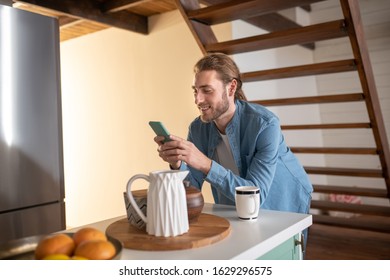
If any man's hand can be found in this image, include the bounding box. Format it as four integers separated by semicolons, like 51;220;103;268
154;135;181;169
154;135;212;174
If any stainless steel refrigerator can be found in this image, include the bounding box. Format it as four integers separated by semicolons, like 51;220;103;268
0;4;65;244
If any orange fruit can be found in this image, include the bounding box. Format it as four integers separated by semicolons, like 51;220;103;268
72;227;107;246
43;254;71;260
35;234;75;260
71;255;88;260
74;240;116;260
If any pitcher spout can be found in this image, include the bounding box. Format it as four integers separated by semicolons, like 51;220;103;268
176;170;189;181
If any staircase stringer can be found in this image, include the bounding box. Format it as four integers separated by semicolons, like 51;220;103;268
175;0;217;54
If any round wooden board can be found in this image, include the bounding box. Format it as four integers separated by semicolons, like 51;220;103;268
105;213;231;251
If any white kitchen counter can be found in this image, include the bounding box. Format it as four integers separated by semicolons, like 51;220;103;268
69;203;312;260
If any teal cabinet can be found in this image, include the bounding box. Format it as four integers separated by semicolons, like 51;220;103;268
257;234;302;260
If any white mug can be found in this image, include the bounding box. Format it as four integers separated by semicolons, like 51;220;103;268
235;186;260;220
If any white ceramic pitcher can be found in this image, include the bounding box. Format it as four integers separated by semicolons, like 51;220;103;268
126;170;189;237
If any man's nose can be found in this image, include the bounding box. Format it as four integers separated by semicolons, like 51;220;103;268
194;92;204;104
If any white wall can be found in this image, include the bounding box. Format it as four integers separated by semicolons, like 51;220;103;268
60;10;230;228
231;13;327;190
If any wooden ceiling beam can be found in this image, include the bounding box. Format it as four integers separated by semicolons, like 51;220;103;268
58;16;81;27
13;0;148;34
101;0;152;13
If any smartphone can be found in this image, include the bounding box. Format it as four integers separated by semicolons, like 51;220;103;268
149;121;172;143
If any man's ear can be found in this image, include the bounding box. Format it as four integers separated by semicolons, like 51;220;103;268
229;79;238;96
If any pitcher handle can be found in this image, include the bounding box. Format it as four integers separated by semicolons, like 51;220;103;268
126;174;149;223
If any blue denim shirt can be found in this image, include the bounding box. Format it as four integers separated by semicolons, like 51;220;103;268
180;100;313;214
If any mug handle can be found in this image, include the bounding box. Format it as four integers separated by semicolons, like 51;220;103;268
250;194;259;215
126;174;150;223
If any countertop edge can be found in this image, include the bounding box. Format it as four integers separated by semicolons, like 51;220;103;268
231;214;313;260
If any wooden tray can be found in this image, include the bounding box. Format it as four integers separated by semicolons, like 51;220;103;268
105;213;230;251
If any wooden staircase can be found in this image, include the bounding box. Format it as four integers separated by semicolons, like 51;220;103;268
175;0;390;233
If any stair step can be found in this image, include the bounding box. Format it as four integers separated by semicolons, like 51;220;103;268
291;147;378;155
281;123;371;130
310;200;390;216
205;20;347;54
304;166;383;177
252;93;364;106
241;59;357;82
244;13;315;50
188;0;325;25
313;185;388;198
312;214;390;233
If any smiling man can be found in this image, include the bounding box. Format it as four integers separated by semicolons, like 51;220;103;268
155;53;313;217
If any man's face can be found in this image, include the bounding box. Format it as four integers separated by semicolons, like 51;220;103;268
192;70;231;123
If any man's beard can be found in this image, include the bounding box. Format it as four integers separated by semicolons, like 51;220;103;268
200;90;229;123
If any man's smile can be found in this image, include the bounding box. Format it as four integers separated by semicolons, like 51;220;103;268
198;105;211;112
